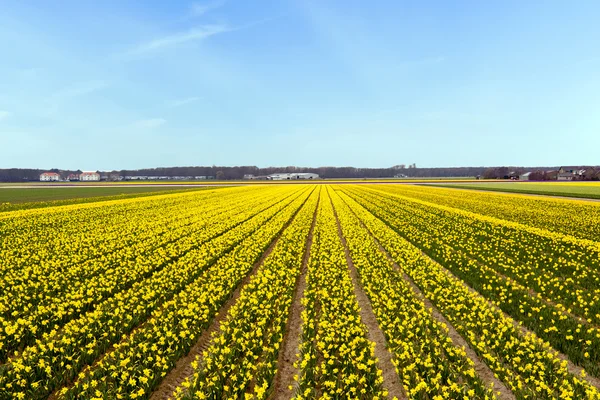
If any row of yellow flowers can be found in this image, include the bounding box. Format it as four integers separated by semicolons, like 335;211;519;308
386;184;600;241
0;187;280;361
340;186;600;398
0;187;217;214
172;187;319;399
293;188;385;400
0;187;248;318
0;186;308;399
359;186;600;327
59;187;314;400
346;186;600;376
0;187;247;277
330;187;494;399
372;184;600;275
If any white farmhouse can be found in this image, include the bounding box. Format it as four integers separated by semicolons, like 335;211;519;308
79;171;100;181
40;172;61;181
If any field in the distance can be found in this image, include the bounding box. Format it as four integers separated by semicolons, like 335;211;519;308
431;181;600;199
1;184;599;399
0;186;217;212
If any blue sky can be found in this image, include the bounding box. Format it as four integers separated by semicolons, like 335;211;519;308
1;0;599;170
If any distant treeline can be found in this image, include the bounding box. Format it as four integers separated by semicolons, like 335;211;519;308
482;166;600;180
482;167;530;179
0;165;543;181
119;165;495;180
0;168;81;182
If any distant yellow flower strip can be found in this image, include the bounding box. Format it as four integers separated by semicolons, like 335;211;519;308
329;188;494;399
292;188;385;400
340;187;600;398
0;187;217;213
172;188;319;400
347;186;600;377
0;187;284;361
0;186;308;399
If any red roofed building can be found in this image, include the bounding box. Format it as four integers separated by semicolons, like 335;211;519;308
40;172;61;182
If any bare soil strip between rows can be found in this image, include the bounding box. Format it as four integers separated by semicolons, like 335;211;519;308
150;189;316;400
330;196;408;400
269;191;320;400
343;203;515;400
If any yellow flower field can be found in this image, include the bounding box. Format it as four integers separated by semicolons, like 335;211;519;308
1;184;599;399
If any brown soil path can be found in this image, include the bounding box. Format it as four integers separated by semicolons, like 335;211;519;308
269;190;321;400
330;194;408;400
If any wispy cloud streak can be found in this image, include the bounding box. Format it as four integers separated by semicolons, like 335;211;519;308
131;24;231;55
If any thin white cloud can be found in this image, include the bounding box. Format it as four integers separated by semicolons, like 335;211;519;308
129;14;281;57
168;97;202;108
131;118;167;129
190;0;226;17
0;110;10;121
132;25;231;54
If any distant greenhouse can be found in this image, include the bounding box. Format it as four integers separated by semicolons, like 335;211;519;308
520;172;532;181
269;173;319;180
